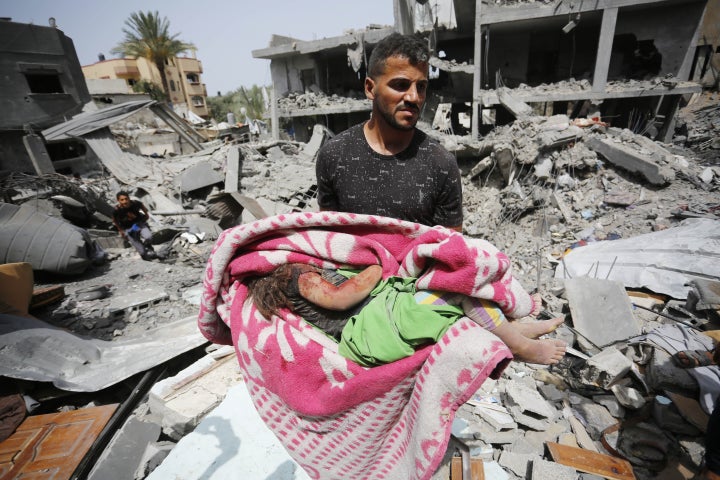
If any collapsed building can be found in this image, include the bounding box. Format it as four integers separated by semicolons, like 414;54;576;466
0;2;719;480
254;0;715;144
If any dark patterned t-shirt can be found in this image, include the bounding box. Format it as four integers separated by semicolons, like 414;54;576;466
316;123;463;228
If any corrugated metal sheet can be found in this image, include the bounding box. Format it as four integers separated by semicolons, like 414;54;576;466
41;100;155;141
83;129;156;185
0;314;207;392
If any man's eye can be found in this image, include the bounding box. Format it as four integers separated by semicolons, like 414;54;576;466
391;80;411;91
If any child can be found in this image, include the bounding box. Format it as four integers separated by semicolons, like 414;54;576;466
247;264;566;366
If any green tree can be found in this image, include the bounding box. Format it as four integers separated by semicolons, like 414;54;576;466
207;85;268;123
111;11;194;101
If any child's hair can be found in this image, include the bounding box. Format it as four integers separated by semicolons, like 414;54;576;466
246;264;294;319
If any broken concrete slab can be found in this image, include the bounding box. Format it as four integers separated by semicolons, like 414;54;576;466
564;277;640;348
147;382;311;480
592;395;626;418
582;347;633;388
532;458;579;480
109;288;169;320
473;422;522;444
473;402;517;431
610;384;646;410
505;380;555;420
224;146;242;193
498;450;537;478
482;460;509;480
585;135;674;186
569;400;618;440
497;87;533;119
175;163;224;193
88;415;161;480
508;405;551;431
148;346;242;440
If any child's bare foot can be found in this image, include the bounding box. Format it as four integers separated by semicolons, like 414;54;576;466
513;317;564;339
529;292;543;317
490;321;567;365
513;338;567;365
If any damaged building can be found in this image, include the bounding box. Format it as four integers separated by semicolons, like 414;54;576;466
0;18;91;175
1;2;720;480
254;0;713;144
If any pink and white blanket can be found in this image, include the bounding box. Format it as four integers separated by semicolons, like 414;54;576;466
198;211;533;479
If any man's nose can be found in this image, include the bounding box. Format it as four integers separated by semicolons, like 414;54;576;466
404;84;420;103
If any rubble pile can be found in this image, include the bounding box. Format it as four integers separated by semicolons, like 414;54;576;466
0;91;718;479
679;92;720;163
277;89;368;111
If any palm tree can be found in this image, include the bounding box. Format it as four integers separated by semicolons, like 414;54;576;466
111;11;194;101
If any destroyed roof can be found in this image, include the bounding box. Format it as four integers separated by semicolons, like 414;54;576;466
252;27;393;59
42;99;156;141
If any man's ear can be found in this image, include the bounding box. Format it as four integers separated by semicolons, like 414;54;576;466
364;77;375;100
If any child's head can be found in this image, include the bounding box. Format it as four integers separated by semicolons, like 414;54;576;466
246;264;318;319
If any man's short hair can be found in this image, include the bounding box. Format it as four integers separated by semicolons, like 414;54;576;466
116;191;130;199
367;33;429;79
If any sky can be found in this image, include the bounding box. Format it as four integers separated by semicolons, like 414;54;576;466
4;0;395;96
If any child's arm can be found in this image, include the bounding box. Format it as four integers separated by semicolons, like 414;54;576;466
298;265;382;311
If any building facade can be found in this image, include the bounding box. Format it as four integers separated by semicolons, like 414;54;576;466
253;0;712;144
82;53;209;119
0;18;91;174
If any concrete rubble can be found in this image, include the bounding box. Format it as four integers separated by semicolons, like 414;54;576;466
0;87;718;478
2;12;720;480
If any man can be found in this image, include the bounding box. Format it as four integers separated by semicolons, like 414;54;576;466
112;191;156;260
316;33;463;231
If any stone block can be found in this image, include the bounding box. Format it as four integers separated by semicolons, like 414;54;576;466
532;458;579;480
585;136;674;185
148;346;242;440
474;403;517;431
498;451;537;478
505;380;555;420
582;347;632;388
564;277;640;347
610;385;646;410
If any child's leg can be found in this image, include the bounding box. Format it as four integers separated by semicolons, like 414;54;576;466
491;321;567;365
461;297;566;365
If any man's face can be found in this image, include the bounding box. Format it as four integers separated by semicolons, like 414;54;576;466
366;55;428;131
117;195;131;208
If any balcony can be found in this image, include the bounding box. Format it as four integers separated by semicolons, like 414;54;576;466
114;66;139;77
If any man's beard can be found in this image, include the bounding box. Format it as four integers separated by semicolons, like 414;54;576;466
375;100;418;131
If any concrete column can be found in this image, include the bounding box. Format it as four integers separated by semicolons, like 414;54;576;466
393;0;413;35
658;95;682;143
471;0;483;139
271;86;279;141
677;3;707;81
592;7;618;93
23;133;55;175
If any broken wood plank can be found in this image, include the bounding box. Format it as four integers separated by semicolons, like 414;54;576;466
451;457;485;480
0;404;118;479
546;441;636;480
